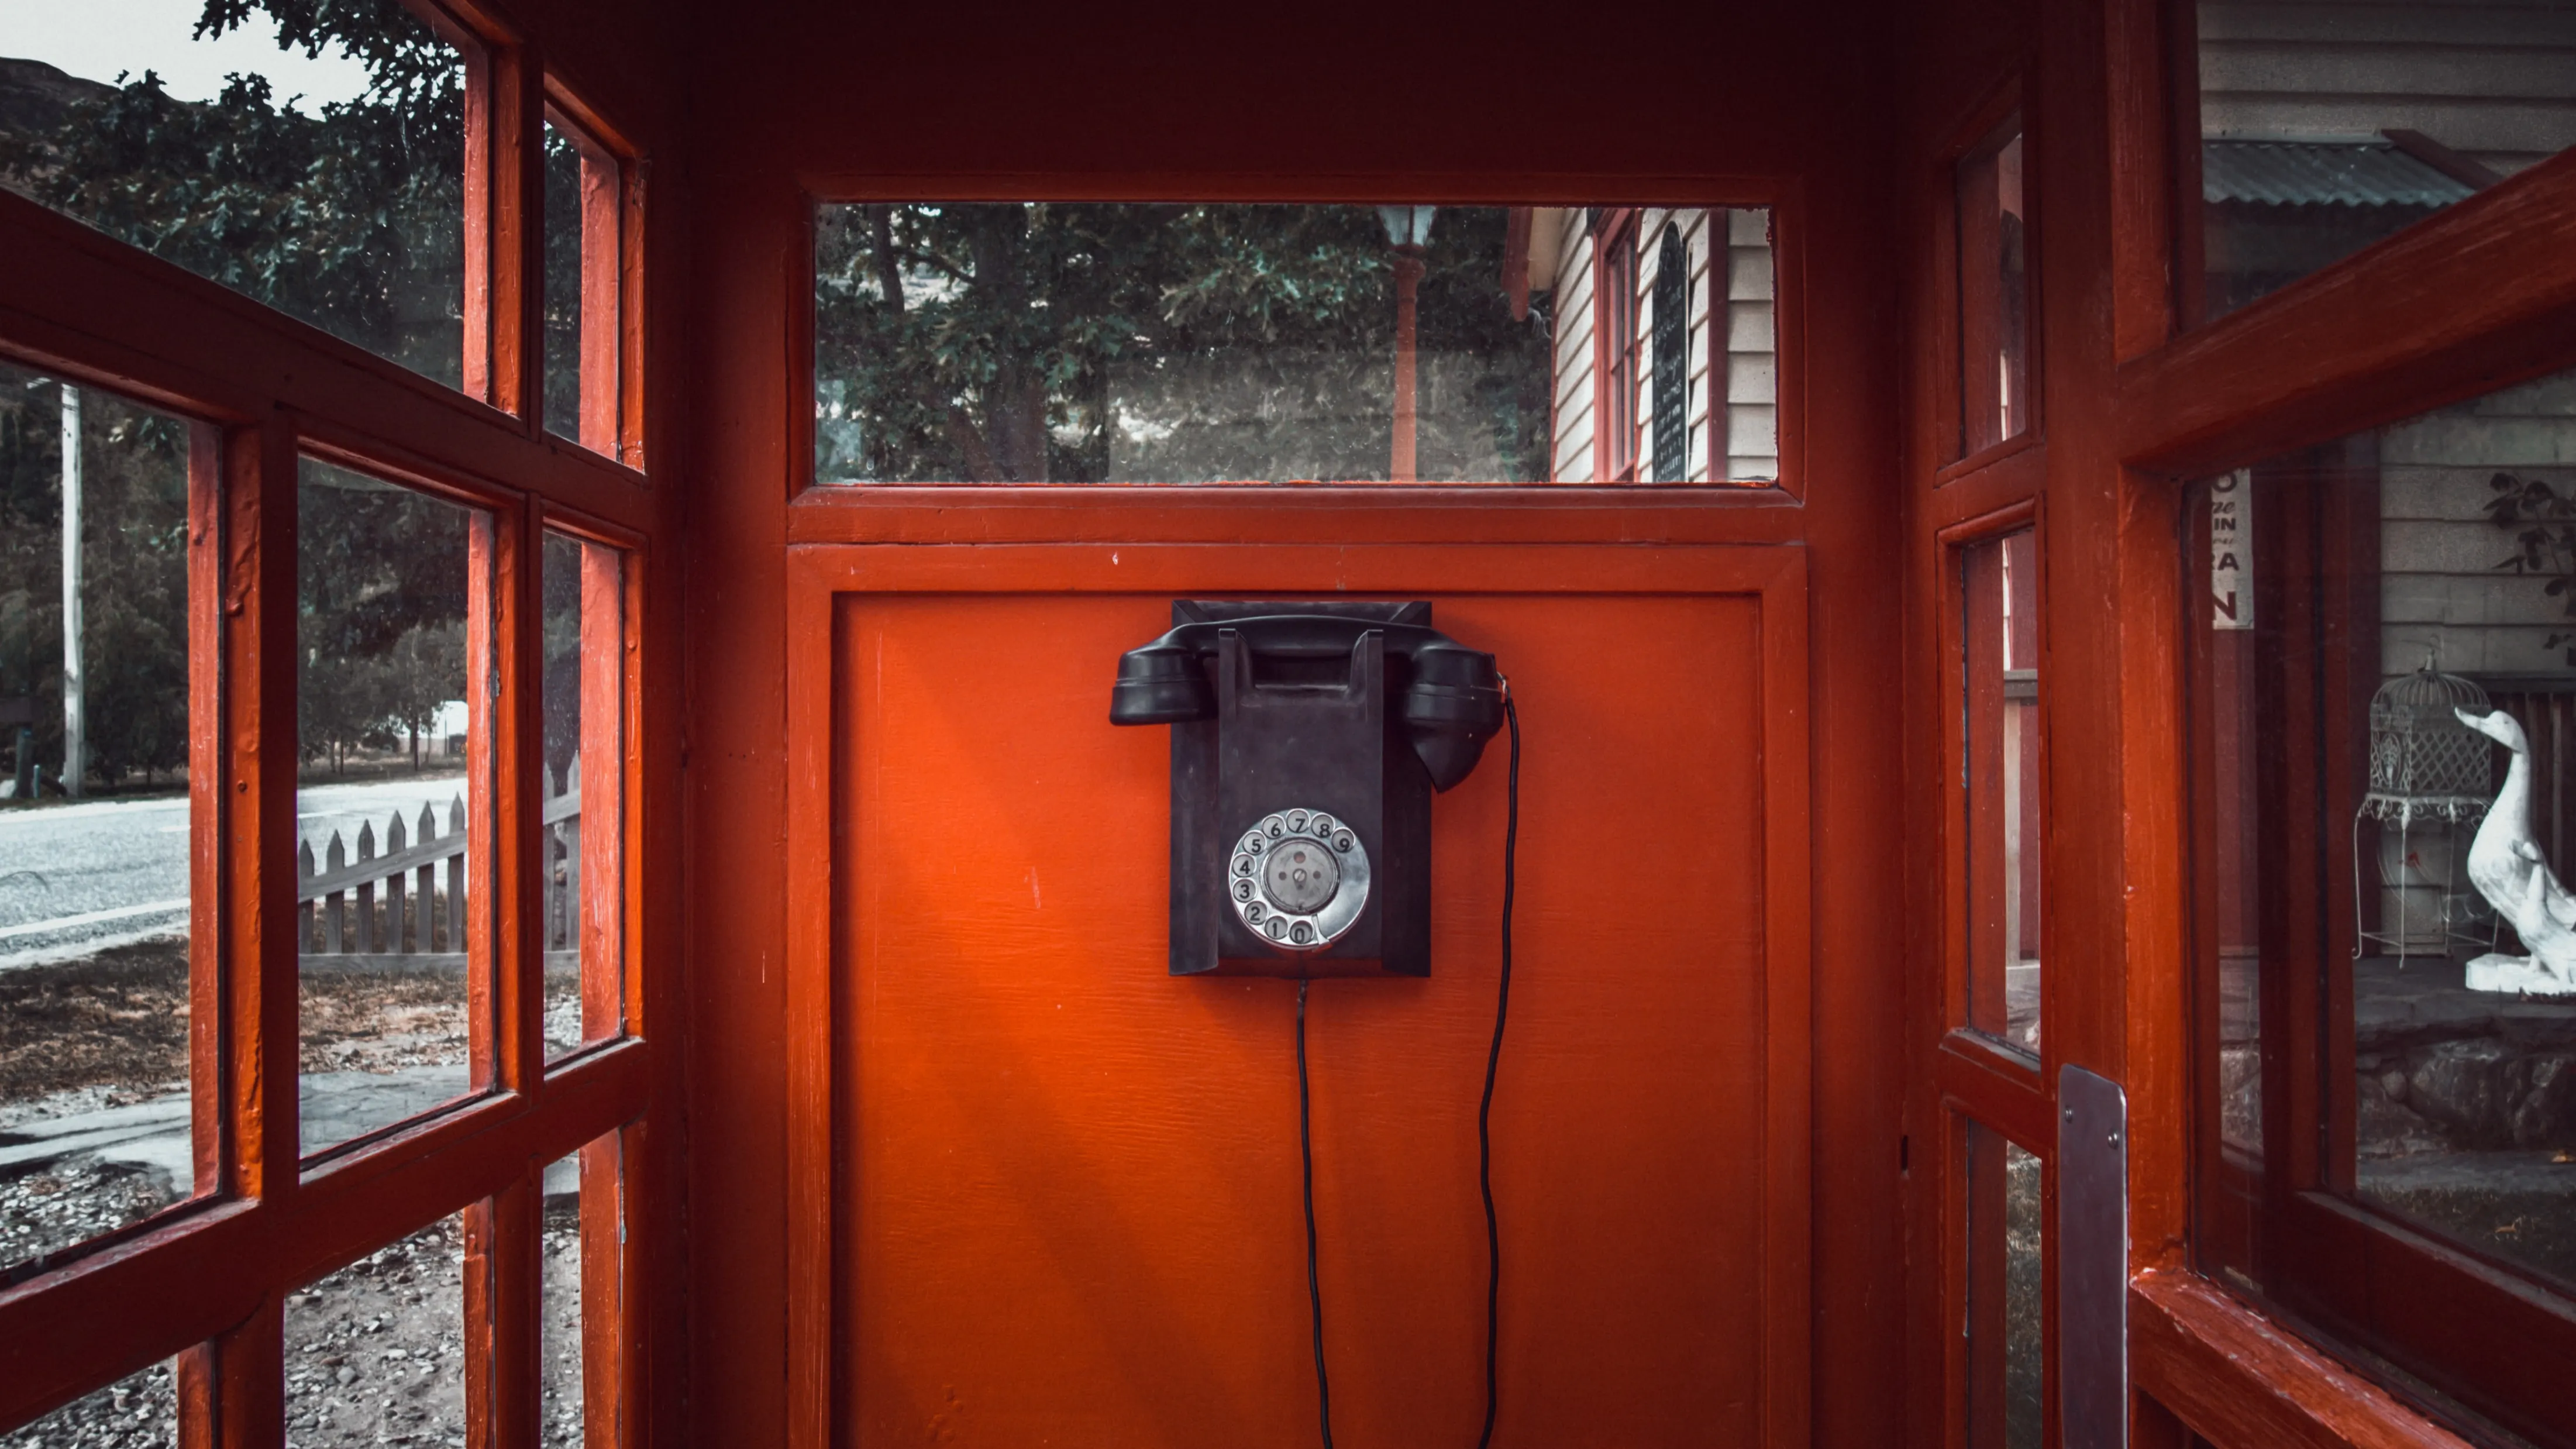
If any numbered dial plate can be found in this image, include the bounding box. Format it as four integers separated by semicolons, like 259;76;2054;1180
1228;808;1370;952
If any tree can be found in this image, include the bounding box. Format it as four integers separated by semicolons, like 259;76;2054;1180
814;203;1553;484
0;2;473;786
0;367;191;789
297;462;470;773
0;1;464;386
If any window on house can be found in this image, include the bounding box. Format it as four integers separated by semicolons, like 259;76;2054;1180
810;202;1781;486
2183;2;2576;324
2188;360;2576;1447
1962;526;2043;1056
1596;209;1642;483
1955;117;2030;456
1649;222;1690;484
0;362;203;1281
0;1;470;391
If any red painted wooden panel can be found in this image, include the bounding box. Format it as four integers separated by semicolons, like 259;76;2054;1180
828;590;1773;1446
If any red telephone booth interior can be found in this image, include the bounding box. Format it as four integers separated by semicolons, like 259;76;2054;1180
4;1;2575;1446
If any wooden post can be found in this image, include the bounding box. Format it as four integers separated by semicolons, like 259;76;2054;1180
354;820;377;955
1391;250;1424;483
417;803;441;953
325;831;347;955
387;810;411;953
447;794;467;955
563;752;582;952
58;383;82;799
298;839;316;955
543;762;561;952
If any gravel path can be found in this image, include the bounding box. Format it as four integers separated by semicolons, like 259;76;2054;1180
0;1198;586;1448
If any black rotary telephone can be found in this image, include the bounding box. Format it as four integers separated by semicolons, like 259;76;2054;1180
1109;600;1505;976
1112;600;1525;1449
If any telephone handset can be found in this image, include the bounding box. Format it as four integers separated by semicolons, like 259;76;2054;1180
1110;600;1504;976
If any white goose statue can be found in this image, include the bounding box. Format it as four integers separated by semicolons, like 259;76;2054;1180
2456;705;2576;994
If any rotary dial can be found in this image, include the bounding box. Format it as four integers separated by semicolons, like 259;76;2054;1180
1228;807;1370;951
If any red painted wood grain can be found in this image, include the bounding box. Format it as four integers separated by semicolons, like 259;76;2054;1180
828;587;1776;1446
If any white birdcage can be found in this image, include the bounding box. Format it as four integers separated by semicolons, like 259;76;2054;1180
2353;656;2496;962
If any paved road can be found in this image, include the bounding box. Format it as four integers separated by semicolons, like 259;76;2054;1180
0;775;470;965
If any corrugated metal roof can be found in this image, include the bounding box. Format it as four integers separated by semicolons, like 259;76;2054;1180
2202;140;2474;208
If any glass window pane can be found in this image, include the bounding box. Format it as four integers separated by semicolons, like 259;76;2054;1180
1964;528;2043;1054
0;1357;178;1447
812;203;1777;486
1965;1123;2043;1449
285;1215;466;1445
0;364;198;1276
1599;212;1641;481
543;121;585;444
1956;119;2030;455
2191;2;2576;322
296;459;487;1160
0;3;467;388
2192;360;2576;1298
542;1130;623;1447
2208;469;2265;1162
540;532;625;1060
540;1151;584;1447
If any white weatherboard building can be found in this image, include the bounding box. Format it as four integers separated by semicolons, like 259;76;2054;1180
1524;206;1778;485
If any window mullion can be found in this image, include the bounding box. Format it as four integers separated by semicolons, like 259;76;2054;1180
471;505;546;1097
231;418;304;1206
465;1174;543;1448
581;1126;635;1445
577;145;623;456
467;40;547;424
199;1297;285;1448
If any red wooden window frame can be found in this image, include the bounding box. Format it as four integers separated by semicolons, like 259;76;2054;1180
540;86;648;470
1931;502;2058;1449
1932;83;2043;483
2175;418;2576;1449
2132;0;2576;1441
1593;207;1642;484
788;188;1809;502
1906;55;2064;1449
0;0;663;1443
1954;113;2033;460
2091;0;2576;1440
1954;1111;2050;1449
1948;510;2047;1059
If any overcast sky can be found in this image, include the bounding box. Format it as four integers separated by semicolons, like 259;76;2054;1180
0;0;374;111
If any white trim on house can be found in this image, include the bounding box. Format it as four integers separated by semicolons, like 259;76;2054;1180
1544;206;1775;483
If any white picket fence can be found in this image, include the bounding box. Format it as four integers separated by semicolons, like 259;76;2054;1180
296;759;586;964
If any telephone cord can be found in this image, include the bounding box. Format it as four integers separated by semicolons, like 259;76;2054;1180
1476;691;1520;1449
1297;977;1335;1449
1297;689;1520;1449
